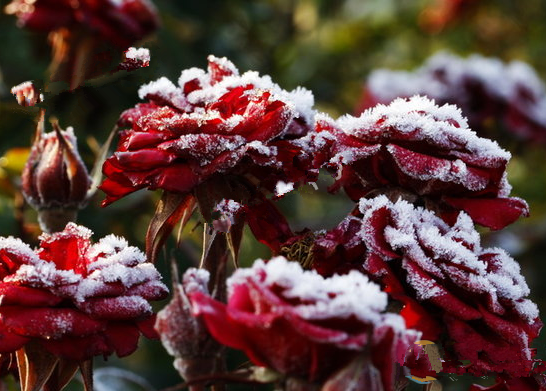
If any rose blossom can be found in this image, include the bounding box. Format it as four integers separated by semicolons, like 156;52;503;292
189;257;420;390
356;195;541;377
5;0;159;50
317;96;528;229
100;55;316;206
0;223;168;361
360;52;546;144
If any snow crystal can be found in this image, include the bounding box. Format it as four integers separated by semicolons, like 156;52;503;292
247;140;277;156
7;261;81;288
125;47;150;62
178;67;208;89
88;246;146;272
207;55;239;77
513;299;539;322
228;257;390;325
275;181;294;196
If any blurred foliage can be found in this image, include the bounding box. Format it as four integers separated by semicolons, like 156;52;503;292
1;0;546;390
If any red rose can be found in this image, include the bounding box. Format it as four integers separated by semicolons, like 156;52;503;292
358;195;541;377
361;52;546;145
100;55;317;206
5;0;159;50
0;223;168;361
319;96;528;229
190;257;419;390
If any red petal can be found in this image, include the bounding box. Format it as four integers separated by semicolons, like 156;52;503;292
0;307;105;338
0;284;62;306
443;197;529;230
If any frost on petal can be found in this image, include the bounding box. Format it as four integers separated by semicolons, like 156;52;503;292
101;55;319;206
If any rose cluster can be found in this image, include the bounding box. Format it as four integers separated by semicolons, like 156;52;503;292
96;56;541;390
360;52;546;144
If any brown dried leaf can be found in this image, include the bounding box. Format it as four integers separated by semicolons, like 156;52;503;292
146;191;196;263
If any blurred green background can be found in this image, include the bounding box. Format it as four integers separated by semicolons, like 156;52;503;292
1;0;546;390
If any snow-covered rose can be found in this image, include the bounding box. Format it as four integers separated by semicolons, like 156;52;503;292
0;223;168;361
190;257;419;389
318;96;528;230
100;55;317;206
359;196;541;377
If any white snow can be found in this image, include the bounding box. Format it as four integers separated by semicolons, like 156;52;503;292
125;47;150;62
338;96;510;168
275;181;294;196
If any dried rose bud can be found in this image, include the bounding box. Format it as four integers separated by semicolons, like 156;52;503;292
22;114;91;232
11;81;43;107
155;269;224;382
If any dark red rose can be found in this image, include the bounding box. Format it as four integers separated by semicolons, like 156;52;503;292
190;256;419;390
319;95;528;229
100;55;317;206
361;52;546;145
0;223;168;361
5;0;158;49
357;195;541;377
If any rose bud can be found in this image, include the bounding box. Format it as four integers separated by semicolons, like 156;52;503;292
22;113;92;232
11;81;43;107
155;268;224;383
116;47;151;72
189;257;420;390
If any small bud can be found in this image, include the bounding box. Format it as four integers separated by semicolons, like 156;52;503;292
22;112;91;232
155;269;224;383
11;81;43;107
